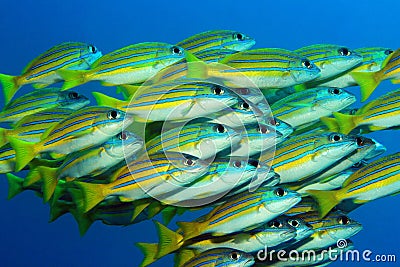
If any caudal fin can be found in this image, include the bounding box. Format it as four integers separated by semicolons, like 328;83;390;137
307;189;341;218
0;73;19;104
38;166;59;202
176;220;202;241
136;242;160;267
155;220;184;258
351;71;383;102
320;117;340;132
75;181;106;213
332;112;361;135
70;208;94;236
0;128;9;147
57;69;89;90
8;137;38;171
116;85;141;100
92;92;125;108
6;173;24;199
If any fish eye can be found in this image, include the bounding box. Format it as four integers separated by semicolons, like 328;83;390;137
107;110;121;120
349;108;358;115
118;132;128;140
213;86;224;95
385;49;394;55
302;60;313;69
213;124;227;133
329;134;342;142
237;88;250;95
88;45;97;53
183;158;196;166
257;125;270;134
274;187;287;197
248;159;260;168
268;220;283;228
233;160;242;168
230;252;240;261
171;46;183;55
338;216;350;225
356;137;364;146
329;88;342;95
288;219;299;227
233;33;245;41
239;101;250;110
268;118;277;126
68;92;79;99
338;47;351;56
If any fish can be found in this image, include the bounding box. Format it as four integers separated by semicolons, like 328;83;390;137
308;152;400;217
176;30;256;54
284;197;317;217
145;121;242;159
206;99;265;128
178;248;255;267
228;123;281;157
260;132;359;183
74;152;210;213
23;131;143;202
292;211;362;251
294;44;363;85
0;42;102;103
0;88;89;124
152;186;301;260
187;217;296;253
188;48;321;89
0;108;73;147
320;47;394;88
351;48;400;101
326;88;400;134
271;87;356;128
159;157;261;206
93;81;240;122
273;215;315;249
57;42;194;90
8;106;133;171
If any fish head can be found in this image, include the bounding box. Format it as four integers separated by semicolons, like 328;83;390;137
157;44;188;68
59;90;90;109
226;31;256;51
316;132;358;159
262;187;302;214
96;108;133;136
265;117;293;138
256;217;297;245
104;131;144;159
80;44;103;66
364;137;387;160
242;123;280;154
330;46;363;71
286;217;315;241
229;87;266;104
290;57;321;83
216;249;255;267
166;153;210;185
197;123;242;156
355;47;394;72
315;87;356;111
196;83;239;112
323;211;363;241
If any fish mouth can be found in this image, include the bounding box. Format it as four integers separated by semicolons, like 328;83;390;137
244;258;255;267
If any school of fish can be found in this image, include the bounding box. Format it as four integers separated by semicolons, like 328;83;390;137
0;30;399;267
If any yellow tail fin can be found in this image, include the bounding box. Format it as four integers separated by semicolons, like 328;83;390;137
8;137;39;171
155;220;184;258
6;173;24;200
136;242;160;267
351;71;383;102
332;112;361;134
57;69;89;90
307;189;340;218
0;73;19;104
92;92;126;108
75;181;106;213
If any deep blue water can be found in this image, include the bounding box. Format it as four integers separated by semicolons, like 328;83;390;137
0;0;399;266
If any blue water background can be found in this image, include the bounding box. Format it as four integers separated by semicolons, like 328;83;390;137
0;0;398;266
